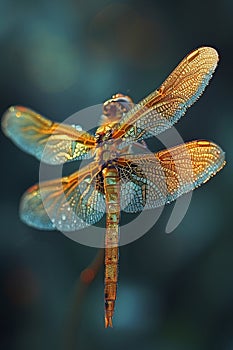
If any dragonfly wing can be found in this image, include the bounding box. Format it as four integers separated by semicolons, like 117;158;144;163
20;162;105;231
2;106;96;164
118;140;225;212
112;47;219;143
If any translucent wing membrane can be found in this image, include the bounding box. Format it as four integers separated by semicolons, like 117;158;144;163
19;140;226;227
118;140;225;212
2;106;96;164
20;162;105;231
112;47;219;143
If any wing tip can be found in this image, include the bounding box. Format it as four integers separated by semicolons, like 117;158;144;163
19;192;56;231
194;140;226;170
1;105;27;137
192;46;219;61
1;106;14;136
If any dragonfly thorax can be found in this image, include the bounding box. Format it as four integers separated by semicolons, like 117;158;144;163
95;123;115;143
94;138;121;163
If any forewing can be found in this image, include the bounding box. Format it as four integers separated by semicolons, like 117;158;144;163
2;106;96;164
112;47;219;143
20;162;105;231
118;140;225;212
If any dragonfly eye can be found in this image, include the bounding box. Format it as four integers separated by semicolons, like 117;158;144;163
103;93;134;120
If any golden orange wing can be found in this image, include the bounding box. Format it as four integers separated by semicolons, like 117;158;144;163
2;106;96;164
117;140;225;212
19;162;105;231
112;47;219;143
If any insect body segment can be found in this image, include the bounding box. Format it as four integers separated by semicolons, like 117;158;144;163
103;166;120;327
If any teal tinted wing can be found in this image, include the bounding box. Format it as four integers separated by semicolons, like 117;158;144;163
20;162;105;231
2;106;96;164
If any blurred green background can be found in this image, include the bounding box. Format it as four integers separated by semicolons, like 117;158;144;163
0;0;232;349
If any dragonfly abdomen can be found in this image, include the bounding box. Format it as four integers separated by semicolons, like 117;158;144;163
102;166;120;328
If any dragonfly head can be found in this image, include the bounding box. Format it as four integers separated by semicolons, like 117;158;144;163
102;93;134;122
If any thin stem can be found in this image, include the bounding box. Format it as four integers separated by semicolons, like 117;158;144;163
62;248;104;350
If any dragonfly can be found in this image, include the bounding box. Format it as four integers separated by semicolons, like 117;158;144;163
2;47;225;328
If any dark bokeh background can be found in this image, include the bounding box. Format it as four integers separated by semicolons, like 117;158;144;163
0;0;232;349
